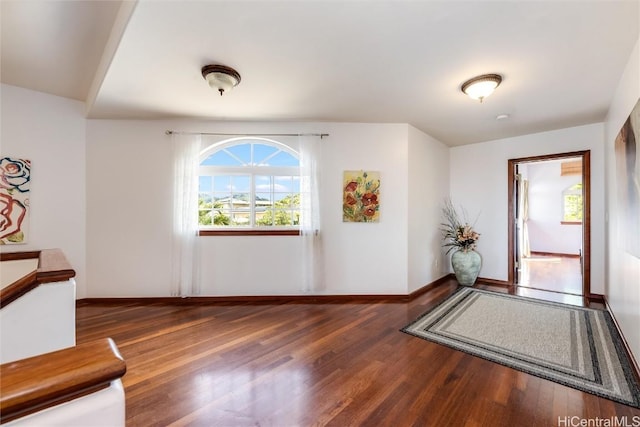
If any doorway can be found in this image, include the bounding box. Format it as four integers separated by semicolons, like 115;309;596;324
507;151;591;299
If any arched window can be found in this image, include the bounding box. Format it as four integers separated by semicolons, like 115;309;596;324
198;138;300;229
562;183;583;223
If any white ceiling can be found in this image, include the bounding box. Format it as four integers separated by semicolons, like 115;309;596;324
1;0;638;146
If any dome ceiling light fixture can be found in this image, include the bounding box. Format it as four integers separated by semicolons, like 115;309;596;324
201;64;241;96
461;73;502;103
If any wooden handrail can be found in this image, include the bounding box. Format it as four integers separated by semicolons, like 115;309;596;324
0;249;76;308
0;251;40;262
0;338;126;424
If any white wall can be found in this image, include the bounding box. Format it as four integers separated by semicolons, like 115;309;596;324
526;161;582;255
0;84;87;298
407;125;450;293
604;37;640;364
320;123;410;295
87;120;423;296
86;120;173;297
450;123;606;292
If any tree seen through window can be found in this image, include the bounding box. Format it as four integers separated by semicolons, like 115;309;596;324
563;183;583;222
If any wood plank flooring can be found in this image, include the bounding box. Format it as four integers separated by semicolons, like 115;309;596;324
76;280;640;426
519;255;583;296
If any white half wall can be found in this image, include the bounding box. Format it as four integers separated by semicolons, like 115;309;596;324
604;36;640;365
0;279;76;363
0;84;87;298
450;122;606;292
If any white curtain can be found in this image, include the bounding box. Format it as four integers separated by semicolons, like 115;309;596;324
171;133;202;297
299;135;324;292
519;178;531;258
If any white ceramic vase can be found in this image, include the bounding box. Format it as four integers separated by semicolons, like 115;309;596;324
451;249;482;286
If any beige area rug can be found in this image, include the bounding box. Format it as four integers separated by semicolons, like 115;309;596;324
402;288;640;408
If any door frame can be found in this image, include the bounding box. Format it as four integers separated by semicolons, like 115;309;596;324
507;150;591;297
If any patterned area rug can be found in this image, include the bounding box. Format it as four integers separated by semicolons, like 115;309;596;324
402;287;640;408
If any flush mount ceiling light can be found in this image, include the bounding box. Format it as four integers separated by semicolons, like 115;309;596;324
201;64;241;96
461;74;502;103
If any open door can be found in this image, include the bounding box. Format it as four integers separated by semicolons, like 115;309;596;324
513;166;522;284
512;168;531;285
508;151;591;297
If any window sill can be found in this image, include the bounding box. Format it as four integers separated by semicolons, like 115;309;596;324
199;229;301;236
560;221;582;225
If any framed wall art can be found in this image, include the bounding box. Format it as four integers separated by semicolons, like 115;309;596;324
614;99;640;258
343;170;380;223
1;157;31;244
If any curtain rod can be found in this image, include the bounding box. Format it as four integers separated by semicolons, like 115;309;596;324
166;130;329;138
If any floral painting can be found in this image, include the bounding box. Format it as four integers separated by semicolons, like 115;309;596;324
614;99;640;258
0;157;31;244
343;170;380;222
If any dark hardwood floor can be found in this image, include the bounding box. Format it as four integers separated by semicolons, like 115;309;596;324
76;279;640;427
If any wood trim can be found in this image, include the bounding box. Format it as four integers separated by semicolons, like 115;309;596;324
529;251;581;259
199;229;300;236
0;271;38;309
0;338;126;424
36;249;76;284
560;221;582;225
77;275;455;306
0;251;40;262
476;277;511;288
408;274;455;299
0;249;76;309
507;160;515;285
79;294;412;305
506;150;589;164
582;151;591;298
587;293;605;304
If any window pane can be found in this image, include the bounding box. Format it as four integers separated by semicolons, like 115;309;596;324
274;208;293;225
255;175;272;193
274;193;295;208
201;151;242;166
563;194;583;221
231;211;250;226
230;195;251;211
274;176;294;192
231;175;250;193
212;210;230;226
256;192;272;204
213;195;232;211
256;208;274;226
213;175;232;192
199;194;212;206
253;144;279;165
199;209;212;226
291;176;301;193
268;151;299;166
226;144;251;165
199;176;212;194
